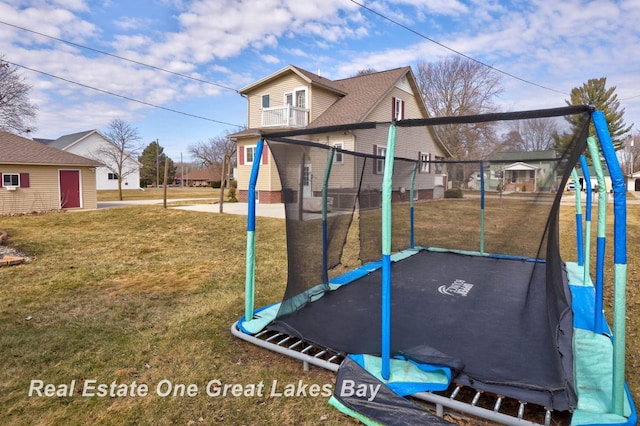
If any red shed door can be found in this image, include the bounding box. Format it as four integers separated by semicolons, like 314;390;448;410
60;170;81;209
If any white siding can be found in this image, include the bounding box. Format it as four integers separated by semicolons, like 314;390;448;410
62;133;141;190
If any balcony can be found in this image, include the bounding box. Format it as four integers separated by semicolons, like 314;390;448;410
261;105;308;128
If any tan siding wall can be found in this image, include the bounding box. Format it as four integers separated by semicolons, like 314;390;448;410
235;137;282;192
303;132;355;191
245;74;309;128
0;165;97;214
81;168;98;209
354;123;447;193
366;86;422;122
310;86;340;122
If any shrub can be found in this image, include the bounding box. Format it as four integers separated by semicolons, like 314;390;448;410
444;188;463;198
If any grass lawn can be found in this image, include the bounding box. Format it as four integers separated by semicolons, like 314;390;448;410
0;200;637;425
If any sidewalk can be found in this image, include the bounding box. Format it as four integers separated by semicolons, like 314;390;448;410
173;202;286;219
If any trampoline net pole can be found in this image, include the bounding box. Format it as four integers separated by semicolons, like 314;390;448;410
244;138;264;322
321;149;335;284
593;111;628;416
381;124;397;380
579;155;593;293
586;136;608;337
410;162;417;249
571;168;584;266
479;161;485;255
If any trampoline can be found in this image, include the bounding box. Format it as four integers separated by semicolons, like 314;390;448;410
232;106;637;425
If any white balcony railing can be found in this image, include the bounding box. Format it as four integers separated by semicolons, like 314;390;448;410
261;105;308;128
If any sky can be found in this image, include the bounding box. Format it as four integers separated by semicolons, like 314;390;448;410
1;0;639;161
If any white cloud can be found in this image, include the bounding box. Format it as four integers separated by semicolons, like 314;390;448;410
260;54;280;64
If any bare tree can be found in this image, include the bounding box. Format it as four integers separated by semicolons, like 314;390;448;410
619;130;640;175
100;119;142;200
499;118;559;152
190;134;237;211
189;134;237;183
0;55;38;134
353;68;378;76
416;57;503;161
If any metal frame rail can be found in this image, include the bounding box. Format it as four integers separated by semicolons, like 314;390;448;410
231;322;556;426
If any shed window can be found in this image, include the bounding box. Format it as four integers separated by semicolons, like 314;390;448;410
2;173;19;187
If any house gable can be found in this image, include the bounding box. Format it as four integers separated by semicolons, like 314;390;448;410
38;130;142;190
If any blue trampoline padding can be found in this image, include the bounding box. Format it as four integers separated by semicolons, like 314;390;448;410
329;249;423;286
566;261;610;334
329;261;382;286
348;353;451;396
570;285;610;334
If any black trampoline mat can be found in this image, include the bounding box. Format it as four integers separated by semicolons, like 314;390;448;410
271;250;572;404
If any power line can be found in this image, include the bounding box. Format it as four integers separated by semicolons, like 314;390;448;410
0;20;239;93
349;0;570;96
5;60;243;128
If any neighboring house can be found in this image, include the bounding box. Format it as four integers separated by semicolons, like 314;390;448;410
482;150;562;192
174;168;221;187
35;130;141;190
626;171;640;192
0;131;102;214
228;65;451;204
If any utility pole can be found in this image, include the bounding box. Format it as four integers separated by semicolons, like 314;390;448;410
155;139;159;187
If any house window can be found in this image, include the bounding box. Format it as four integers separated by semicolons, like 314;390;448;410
420;152;431;173
261;94;270;109
333;143;343;164
296;89;306;108
245;146;256;165
377;146;386;174
392;97;404;121
108;173;119;180
3;173;19;187
284;89;307;108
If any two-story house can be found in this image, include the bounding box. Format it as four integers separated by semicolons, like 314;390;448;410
228;65;451;204
36;130;142;191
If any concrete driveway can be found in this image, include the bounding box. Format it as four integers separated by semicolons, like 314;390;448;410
173;202;286;219
98;199;286;219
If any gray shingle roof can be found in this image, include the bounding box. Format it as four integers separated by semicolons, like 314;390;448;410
308;67;412;128
0;131;103;166
40;130;96;150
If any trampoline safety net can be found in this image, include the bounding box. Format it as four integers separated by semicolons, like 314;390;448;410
263;106;594;411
